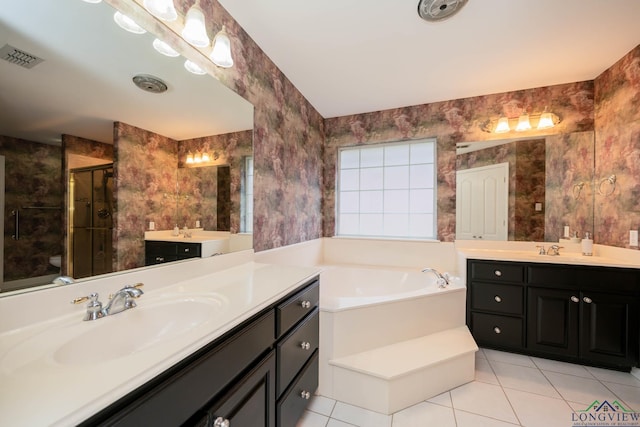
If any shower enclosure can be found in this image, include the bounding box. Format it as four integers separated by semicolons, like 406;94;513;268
69;164;114;279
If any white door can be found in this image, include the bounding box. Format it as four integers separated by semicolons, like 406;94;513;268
456;162;508;240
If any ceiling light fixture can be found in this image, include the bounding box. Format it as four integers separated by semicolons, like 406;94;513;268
210;25;233;68
143;0;178;21
182;1;210;47
152;38;180;57
184;59;207;75
113;11;146;34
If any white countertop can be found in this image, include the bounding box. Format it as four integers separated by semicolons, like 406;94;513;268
0;262;320;427
144;229;230;243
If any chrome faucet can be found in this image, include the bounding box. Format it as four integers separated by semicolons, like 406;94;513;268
421;267;450;287
72;283;144;321
103;284;144;316
547;245;563;256
53;276;75;285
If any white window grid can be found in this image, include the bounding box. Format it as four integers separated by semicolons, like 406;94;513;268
336;139;437;239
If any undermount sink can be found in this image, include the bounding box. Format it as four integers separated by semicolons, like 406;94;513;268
1;295;226;373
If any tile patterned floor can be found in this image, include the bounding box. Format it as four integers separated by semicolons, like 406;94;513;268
297;348;640;427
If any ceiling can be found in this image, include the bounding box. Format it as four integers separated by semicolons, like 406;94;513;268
219;0;640;118
0;0;253;145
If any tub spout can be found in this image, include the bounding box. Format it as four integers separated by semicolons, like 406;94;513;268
421;267;449;287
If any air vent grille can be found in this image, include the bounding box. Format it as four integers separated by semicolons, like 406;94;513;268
0;44;44;69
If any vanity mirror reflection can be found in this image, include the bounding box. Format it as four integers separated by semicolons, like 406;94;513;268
455;131;595;242
0;0;253;293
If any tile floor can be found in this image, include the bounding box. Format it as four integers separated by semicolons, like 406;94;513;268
297;348;640;427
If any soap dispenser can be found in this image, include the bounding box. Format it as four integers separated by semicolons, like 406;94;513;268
172;224;180;236
581;232;593;256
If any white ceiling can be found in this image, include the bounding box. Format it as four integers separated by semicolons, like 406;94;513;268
0;1;253;145
219;0;640;118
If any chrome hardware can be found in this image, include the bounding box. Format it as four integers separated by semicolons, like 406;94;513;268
184;248;190;252
571;296;580;303
214;417;230;427
494;295;502;303
71;292;105;321
300;341;311;350
301;300;311;309
421;267;450;287
583;296;593;304
300;391;311;400
53;276;75;285
547;245;563;256
494;270;502;277
103;283;144;316
493;327;501;334
536;245;546;255
155;256;165;262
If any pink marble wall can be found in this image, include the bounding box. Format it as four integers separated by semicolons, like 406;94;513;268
325;82;594;241
594;44;640;247
0;136;63;281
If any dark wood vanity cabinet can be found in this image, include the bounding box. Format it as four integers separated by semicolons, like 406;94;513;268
467;259;640;370
145;241;202;265
80;277;319;427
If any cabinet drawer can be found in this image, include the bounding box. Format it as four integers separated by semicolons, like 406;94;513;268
177;242;201;258
470;261;524;283
471;282;523;315
277;351;319;427
276;279;319;338
145;254;177;265
145;241;178;256
277;309;319;397
471;312;523;349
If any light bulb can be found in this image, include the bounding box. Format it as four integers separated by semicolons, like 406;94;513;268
113;11;146;34
184;60;207;75
210;25;233;68
201;152;210;162
182;4;209;47
494;117;510;133
537;112;555;130
143;0;177;21
194;152;202;163
152;38;180;57
186;152;195;164
515;113;531;132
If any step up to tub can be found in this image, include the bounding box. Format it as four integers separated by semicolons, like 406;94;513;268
328;326;478;415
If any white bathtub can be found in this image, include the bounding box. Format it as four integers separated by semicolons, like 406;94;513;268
317;265;468;398
320;265;465;312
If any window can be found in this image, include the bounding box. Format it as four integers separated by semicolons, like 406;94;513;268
240;156;253;233
337;139;436;239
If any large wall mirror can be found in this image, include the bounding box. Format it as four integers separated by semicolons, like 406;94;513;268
455;131;595;243
0;1;254;294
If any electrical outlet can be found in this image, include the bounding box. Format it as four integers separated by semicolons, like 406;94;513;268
563;225;570;238
630;230;638;247
149;221;155;231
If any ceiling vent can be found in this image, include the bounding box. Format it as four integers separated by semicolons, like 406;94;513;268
0;44;44;69
132;74;168;94
417;0;468;22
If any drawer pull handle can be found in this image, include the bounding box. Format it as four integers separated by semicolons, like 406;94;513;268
300;390;311;400
583;296;593;304
494;270;502;277
155;256;165;262
493;327;501;334
184;248;190;252
494;295;502;303
214;417;230;427
301;300;311;309
571;296;580;303
300;341;311;350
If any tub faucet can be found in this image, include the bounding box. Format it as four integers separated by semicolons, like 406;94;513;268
421;267;450;288
103;283;144;316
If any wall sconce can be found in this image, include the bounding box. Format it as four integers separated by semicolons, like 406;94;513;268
182;1;210;47
113;11;147;34
210;25;233;68
143;0;177;22
185;151;214;165
481;110;561;134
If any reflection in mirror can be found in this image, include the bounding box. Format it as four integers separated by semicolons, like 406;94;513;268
0;1;253;294
455;131;594;242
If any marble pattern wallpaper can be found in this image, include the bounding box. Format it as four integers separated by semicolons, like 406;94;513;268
594;44;640;248
0;136;63;282
324;81;595;241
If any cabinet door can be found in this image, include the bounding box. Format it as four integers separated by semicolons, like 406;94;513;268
580;292;639;367
204;350;276;427
527;287;579;357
